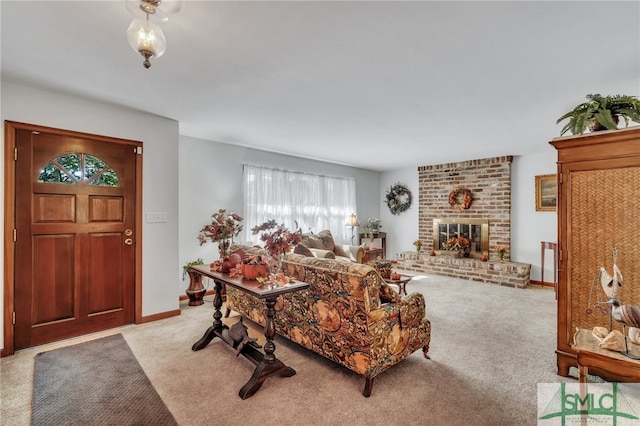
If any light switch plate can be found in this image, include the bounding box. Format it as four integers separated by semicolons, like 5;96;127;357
146;212;167;223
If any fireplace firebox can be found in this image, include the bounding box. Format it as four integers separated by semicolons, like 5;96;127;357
432;218;489;259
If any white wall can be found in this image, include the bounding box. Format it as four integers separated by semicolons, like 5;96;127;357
381;149;559;283
178;135;381;292
1;81;180;349
511;149;558;282
380;168;418;260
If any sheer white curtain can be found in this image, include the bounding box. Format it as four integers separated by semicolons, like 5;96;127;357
243;164;357;245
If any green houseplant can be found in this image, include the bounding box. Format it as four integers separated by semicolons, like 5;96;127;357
556;93;640;136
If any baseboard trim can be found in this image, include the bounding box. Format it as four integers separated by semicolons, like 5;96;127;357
530;280;555;288
137;309;180;324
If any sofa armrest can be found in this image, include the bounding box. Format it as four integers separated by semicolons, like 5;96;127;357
397;292;426;329
341;244;365;263
368;292;426;332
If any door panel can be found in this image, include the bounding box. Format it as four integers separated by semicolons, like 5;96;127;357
32;234;75;324
13;127;138;349
89;196;123;222
88;232;125;314
34;194;76;223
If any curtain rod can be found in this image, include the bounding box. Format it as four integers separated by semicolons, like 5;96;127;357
243;163;355;182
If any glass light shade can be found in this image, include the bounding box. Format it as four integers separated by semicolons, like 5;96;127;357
125;0;182;23
156;0;182;14
127;18;166;59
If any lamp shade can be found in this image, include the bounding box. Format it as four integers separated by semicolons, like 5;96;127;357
346;213;360;227
127;18;166;59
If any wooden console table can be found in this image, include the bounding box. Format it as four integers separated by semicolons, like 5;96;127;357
572;328;640;383
359;232;386;259
362;248;384;263
190;265;309;399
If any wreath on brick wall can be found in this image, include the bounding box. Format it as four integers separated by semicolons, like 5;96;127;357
448;188;473;211
385;183;412;215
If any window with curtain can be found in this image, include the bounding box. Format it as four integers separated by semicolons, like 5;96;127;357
242;164;357;245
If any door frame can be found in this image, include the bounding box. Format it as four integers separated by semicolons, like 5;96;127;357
2;121;143;356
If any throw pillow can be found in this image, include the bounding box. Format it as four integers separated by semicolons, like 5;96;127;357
294;244;314;257
316;230;336;251
302;234;325;250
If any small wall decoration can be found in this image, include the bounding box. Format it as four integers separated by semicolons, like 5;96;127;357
535;174;557;212
448;188;473;211
385;182;412;215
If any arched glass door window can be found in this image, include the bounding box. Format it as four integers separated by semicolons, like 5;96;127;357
38;153;120;186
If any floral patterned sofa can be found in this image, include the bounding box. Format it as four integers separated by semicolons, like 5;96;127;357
224;248;431;397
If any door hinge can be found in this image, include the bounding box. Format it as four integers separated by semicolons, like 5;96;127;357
14;147;17;161
13;311;16;325
13;229;16;242
135;146;142;155
559;172;563;184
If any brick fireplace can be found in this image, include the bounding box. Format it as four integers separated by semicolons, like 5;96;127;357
397;155;531;287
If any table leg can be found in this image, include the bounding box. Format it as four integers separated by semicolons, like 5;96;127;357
238;297;296;399
192;278;226;351
541;243;545;285
578;365;589;426
578;365;588;383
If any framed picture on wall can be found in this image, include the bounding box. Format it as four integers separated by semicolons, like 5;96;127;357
535;174;557;212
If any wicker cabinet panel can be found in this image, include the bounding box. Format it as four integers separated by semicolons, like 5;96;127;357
551;127;640;378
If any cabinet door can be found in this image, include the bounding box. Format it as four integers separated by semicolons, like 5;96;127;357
559;158;640;354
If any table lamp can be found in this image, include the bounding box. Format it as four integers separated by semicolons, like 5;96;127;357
346;213;360;245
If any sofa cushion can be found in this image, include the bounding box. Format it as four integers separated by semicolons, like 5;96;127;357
333;244;350;259
342;245;366;263
309;248;336;259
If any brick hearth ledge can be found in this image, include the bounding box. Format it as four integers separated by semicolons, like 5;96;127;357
398;252;531;288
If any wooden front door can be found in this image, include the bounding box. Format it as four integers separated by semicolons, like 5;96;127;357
10;124;140;350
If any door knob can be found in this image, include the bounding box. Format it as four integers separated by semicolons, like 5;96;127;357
124;238;133;246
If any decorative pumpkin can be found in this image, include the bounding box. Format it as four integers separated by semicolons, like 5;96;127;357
240;263;268;280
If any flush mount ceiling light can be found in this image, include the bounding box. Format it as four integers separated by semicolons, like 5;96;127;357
125;0;182;69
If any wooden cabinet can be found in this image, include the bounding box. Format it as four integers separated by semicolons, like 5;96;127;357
551;126;640;380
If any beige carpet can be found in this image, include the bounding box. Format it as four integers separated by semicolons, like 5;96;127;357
1;274;575;426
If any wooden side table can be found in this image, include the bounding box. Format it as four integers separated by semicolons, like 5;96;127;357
384;275;412;296
572;328;640;383
540;241;558;296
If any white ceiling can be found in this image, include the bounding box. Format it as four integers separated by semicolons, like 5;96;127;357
2;1;639;171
